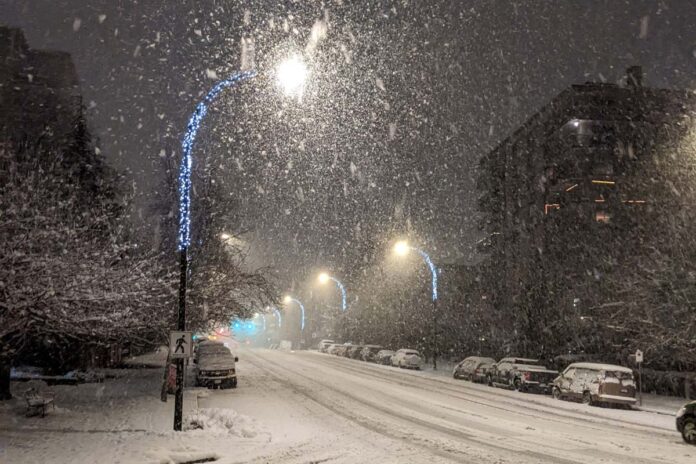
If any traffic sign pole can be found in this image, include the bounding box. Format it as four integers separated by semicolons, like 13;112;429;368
635;349;644;407
174;248;187;431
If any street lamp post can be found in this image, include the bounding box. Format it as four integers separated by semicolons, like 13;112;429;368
283;296;305;348
393;241;439;369
174;58;307;431
317;272;347;312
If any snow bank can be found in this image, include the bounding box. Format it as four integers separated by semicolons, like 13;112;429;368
184;408;267;439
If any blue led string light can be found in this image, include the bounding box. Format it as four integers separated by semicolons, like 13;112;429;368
178;70;257;250
285;297;306;332
413;248;438;301
327;276;347;312
274;308;282;328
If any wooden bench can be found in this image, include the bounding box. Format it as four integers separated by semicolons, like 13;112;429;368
24;388;55;417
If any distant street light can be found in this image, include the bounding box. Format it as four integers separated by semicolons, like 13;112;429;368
392;241;439;369
220;233;231;240
392;241;437;301
283;295;306;339
317;272;347;312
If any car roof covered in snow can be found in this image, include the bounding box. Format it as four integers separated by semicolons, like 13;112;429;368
499;357;539;364
463;356;496;363
566;362;633;373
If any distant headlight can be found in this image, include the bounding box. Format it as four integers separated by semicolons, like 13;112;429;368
677;407;687;418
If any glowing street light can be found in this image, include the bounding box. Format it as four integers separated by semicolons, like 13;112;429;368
173;54;309;430
283;295;305;332
220;233;231;240
392;240;439;369
392;241;437;301
276;55;308;96
317;272;347;312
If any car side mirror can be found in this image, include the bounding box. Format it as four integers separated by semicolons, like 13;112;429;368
234;356;239;362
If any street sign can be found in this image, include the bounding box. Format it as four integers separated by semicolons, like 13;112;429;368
635;349;643;363
170;331;192;358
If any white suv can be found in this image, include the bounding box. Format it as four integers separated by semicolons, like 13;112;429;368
391;349;423;370
318;339;335;352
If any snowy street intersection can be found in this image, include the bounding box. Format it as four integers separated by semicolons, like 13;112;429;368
1;349;693;464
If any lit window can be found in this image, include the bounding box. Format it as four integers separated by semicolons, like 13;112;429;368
595;211;610;223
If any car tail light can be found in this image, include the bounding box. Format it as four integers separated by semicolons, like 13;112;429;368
523;372;531;381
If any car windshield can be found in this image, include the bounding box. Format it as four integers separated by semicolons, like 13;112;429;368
3;2;693;462
605;370;633;380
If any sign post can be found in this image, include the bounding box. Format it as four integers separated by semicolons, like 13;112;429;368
635;349;644;406
170;330;192;430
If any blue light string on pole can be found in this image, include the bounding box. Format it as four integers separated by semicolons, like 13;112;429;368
274;308;282;328
328;276;347;312
285;297;305;332
413;247;438;301
178;70;257;250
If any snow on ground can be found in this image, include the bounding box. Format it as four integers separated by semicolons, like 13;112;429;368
1;348;694;464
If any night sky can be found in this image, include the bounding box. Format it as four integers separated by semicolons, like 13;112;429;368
3;0;695;290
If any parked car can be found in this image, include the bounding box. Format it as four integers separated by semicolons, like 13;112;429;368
335;344;352;357
194;341;238;389
677;400;696;445
318;339;335;352
360;345;383;362
326;344;341;355
487;357;557;393
453;356;497;382
348;345;364;359
552;363;636;407
391;349;423;369
375;350;395;365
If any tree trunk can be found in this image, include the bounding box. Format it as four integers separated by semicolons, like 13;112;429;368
0;362;12;400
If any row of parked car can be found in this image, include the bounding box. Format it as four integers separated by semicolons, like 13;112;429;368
318;342;696;445
319;340;424;369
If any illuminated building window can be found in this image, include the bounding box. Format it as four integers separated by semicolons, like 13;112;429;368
544;203;560;214
595;211;611;223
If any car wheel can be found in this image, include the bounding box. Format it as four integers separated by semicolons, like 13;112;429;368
682;418;696;445
552;387;562;400
513;379;524;392
582;391;594;406
231;378;238;388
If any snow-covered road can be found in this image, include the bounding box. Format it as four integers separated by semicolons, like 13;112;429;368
227;349;692;464
1;348;693;463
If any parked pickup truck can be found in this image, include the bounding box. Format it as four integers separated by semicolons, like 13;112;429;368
487;357;557;394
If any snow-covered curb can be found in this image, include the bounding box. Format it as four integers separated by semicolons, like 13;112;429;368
184;407;269;440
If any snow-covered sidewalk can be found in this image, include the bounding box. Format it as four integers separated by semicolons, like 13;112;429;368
0;364;267;464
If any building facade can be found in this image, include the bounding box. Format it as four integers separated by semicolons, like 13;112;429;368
0;27;82;147
478;67;696;358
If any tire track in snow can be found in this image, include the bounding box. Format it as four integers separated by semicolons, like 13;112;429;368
245;349;585;464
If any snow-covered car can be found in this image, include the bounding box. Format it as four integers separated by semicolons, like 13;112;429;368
677;400;696;445
335;344;352;357
487;357;557;393
360;345;383;362
453;356;496;382
552;363;636;407
391;349;423;369
375;350;395;365
317;339;334;352
348;345;364;359
318;339;335;352
194;341;238;389
326;344;341;355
